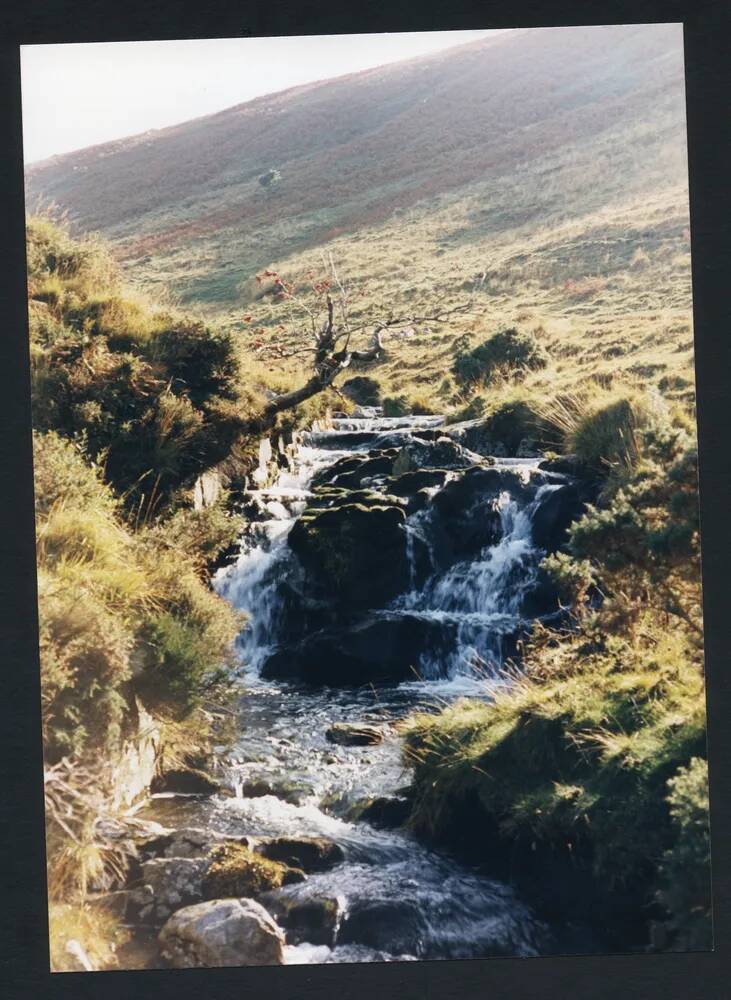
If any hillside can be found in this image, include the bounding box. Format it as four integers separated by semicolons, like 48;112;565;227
26;24;694;413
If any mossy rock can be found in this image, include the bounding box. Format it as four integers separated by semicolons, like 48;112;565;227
202;843;305;899
288;501;409;609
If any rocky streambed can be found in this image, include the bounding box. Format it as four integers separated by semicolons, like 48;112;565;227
101;410;596;968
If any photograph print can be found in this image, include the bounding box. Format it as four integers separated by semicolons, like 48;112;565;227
21;21;711;972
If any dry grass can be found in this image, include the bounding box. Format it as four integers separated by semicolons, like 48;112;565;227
167;177;691;424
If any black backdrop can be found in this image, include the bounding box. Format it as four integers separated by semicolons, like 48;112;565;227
1;2;729;998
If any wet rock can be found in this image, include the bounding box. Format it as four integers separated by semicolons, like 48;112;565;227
159;898;285;968
428;466;530;565
151;767;221;796
138;856;208;924
202;842;305;899
338;899;429;954
256;836;345;873
265;894;343;947
356;795;411;830
237;777;308;805
262;610;456;685
288;501;409;611
308;486;406;512
313;451;398;490
326;722;384;746
408;436;482;470
383;468;450;503
530;483;587;553
538;454;593;479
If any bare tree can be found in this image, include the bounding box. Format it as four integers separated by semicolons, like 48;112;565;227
245;257;483;431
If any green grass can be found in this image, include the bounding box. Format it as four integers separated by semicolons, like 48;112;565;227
401;406;709;947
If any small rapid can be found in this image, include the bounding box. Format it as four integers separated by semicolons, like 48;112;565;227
144;412;576;962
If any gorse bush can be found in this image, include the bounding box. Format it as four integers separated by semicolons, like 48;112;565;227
452;327;548;388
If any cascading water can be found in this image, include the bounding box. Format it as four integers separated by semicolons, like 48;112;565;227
144;413;578;963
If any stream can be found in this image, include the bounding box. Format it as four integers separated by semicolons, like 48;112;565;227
139;411;586;964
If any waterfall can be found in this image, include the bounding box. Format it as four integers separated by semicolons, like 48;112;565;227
215;417;555;690
398;481;559;680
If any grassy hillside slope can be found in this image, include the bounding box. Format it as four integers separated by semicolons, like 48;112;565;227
26;25;688;309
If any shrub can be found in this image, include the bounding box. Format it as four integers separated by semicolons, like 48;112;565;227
148;322;240;406
403;623;707;895
144;503;243;568
34;430;242;756
402;393;708;946
341;376;382;406
656;758;712;949
452;328;548;387
27;216;249;515
136;612;231;716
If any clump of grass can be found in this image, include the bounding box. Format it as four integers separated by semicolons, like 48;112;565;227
536;386;658;475
382;394;410;417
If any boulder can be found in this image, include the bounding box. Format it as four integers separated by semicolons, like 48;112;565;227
138;856;208;924
151;766;221;796
256;837;345;873
427;466;533;566
288;501;409;610
326;723;384;747
159;898;285;968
